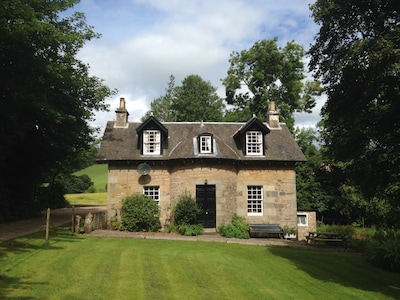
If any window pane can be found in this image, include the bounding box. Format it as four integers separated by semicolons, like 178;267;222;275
297;214;307;226
246;131;262;155
143;130;161;154
200;135;212;153
247;186;263;214
143;186;160;205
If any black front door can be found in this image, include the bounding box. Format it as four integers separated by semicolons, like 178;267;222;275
196;184;216;228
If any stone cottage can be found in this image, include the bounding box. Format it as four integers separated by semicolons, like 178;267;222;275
97;98;308;234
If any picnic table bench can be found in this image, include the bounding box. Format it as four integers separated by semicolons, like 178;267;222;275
249;224;283;238
305;232;343;244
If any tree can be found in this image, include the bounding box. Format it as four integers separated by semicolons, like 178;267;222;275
0;0;114;221
143;74;225;122
222;38;322;128
295;127;332;214
142;75;177;122
309;0;400;226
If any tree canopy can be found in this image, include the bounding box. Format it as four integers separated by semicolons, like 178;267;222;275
0;0;114;221
222;38;322;129
142;74;224;122
309;0;400;226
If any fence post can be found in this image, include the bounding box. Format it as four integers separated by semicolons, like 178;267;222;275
71;206;75;232
45;208;50;245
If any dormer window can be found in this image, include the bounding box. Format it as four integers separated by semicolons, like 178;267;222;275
137;116;168;156
199;134;212;154
143;130;161;155
233;117;269;157
246;131;263;155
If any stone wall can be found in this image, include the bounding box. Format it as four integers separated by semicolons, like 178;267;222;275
106;161;298;230
297;211;317;241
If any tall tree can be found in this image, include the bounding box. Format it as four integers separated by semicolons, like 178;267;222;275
142;75;177;122
309;0;400;226
143;74;225;122
0;0;114;221
295;128;331;214
222;38;322;128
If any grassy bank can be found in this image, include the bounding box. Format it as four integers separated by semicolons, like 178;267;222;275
65;192;107;206
74;164;107;192
1;228;399;299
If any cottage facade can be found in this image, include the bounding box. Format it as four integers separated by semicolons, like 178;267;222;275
97;98;306;232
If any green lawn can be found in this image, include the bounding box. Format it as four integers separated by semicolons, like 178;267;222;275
65;192;107;205
1;228;400;299
74;164;108;192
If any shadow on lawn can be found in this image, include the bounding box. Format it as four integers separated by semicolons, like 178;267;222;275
0;274;43;300
0;228;83;299
0;227;83;258
269;247;400;299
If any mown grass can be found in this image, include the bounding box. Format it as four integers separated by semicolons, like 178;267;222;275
1;228;400;299
65;192;107;206
74;164;108;192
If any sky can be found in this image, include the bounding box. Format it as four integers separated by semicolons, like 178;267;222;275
67;0;323;133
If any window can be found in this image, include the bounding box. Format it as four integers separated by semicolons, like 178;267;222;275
199;135;212;154
246;131;263;155
143;186;160;205
143;130;161;155
247;186;263;215
297;213;308;226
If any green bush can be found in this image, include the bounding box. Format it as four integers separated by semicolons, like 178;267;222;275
57;174;94;194
218;215;250;239
325;225;355;238
176;223;204;236
173;193;201;226
366;229;400;272
120;194;161;232
111;216;122;231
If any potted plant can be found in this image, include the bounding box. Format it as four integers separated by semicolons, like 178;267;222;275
283;226;297;239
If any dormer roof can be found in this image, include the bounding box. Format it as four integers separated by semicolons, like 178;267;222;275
97;116;306;163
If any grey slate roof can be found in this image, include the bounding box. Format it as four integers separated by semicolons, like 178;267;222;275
97;119;306;163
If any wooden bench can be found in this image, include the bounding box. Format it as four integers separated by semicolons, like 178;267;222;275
249;224;283;238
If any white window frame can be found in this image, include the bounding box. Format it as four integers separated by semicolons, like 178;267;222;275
246;131;263;155
199;135;212;154
297;213;308;226
143;186;160;205
247;186;263;216
143;130;161;155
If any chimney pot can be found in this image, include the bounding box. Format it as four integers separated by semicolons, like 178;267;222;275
267;101;280;128
115;98;129;127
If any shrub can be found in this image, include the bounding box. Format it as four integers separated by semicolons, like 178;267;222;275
111;216;122;230
120;194;161;232
173;193;201;226
325;225;355;238
176;223;204;236
366;229;400;272
58;174;94;194
218;215;250;239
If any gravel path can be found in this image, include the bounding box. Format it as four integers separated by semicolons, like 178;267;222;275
0;206;311;249
0;206;106;242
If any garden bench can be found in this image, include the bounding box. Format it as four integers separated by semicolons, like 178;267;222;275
249;224;283;238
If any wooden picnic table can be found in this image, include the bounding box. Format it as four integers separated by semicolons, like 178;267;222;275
305;231;343;244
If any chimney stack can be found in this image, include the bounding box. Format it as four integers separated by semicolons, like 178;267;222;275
115;97;129;127
266;101;280;128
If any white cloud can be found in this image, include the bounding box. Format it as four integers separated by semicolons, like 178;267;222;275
73;0;321;131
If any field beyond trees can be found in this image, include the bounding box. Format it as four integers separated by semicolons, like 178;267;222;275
1;228;399;299
74;164;108;193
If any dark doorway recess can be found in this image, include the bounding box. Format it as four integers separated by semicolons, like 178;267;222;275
196;183;216;228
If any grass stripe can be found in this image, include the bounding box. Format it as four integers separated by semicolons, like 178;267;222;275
1;228;400;299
